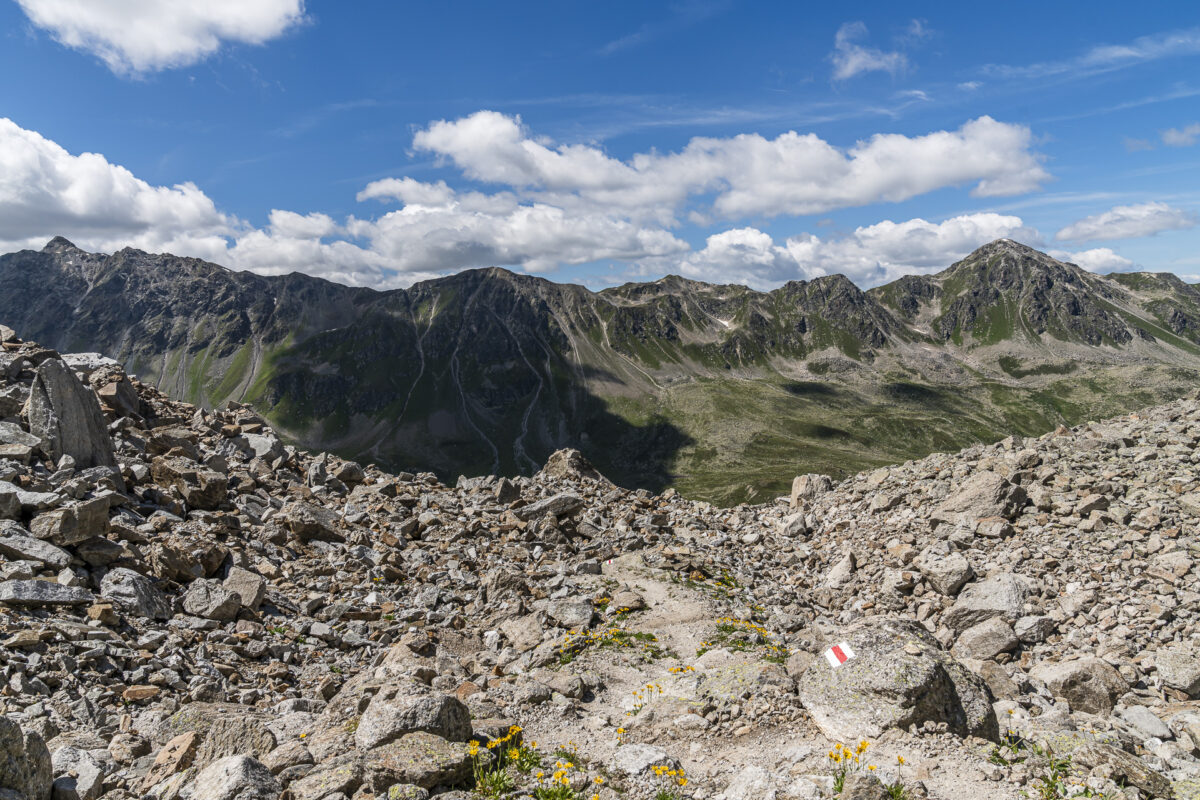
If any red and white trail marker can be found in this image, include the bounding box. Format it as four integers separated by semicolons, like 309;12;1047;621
824;641;856;668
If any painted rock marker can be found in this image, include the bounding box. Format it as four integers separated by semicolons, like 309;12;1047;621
824;641;856;668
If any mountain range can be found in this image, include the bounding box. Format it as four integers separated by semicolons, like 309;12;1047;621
4;236;1200;504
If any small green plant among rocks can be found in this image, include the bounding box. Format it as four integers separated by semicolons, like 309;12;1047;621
557;624;669;665
669;569;742;602
696;617;788;662
1025;745;1120;800
628;682;664;715
988;732;1121;799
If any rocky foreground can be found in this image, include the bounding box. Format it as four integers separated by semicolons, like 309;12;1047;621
3;323;1200;800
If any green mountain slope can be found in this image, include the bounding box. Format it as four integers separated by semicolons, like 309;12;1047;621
2;236;1198;504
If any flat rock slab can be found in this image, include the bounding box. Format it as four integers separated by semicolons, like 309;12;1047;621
0;580;92;606
363;731;472;791
514;492;584;521
0;523;70;568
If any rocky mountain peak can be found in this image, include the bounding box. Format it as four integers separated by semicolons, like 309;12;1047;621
41;236;81;254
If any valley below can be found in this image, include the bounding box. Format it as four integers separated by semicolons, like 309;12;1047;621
4;237;1200;506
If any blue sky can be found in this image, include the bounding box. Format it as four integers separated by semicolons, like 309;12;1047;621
1;1;1199;290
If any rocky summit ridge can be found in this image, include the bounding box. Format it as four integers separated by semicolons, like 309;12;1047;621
5;237;1200;504
4;326;1200;798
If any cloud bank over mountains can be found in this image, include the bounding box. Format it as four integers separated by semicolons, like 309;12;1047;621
0;108;1173;289
0;109;1077;289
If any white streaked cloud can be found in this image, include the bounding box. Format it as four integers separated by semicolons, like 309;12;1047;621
985;26;1200;81
1055;201;1197;242
829;22;907;80
1163;123;1200;147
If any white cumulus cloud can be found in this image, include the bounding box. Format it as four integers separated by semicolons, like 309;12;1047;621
0;117;234;257
1047;247;1133;272
348;186;689;274
1055;201;1197;242
16;0;306;75
357;177;456;207
224;210;401;287
412;111;1049;222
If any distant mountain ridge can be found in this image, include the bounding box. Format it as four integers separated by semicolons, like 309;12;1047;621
3;236;1200;504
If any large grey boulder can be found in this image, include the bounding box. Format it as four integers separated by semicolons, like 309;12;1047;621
612;743;678;777
183;755;280;800
1070;741;1172;798
50;746;104;800
1;484;59;515
193;716;277;772
546;597;593;629
917;545;974;596
790;473;832;508
23;358;116;469
1155;650;1200;697
223;567;266;611
1031;657;1127;715
0;716;51;800
538;448;609;484
951;617;1018;661
0;422;39;449
797;616;997;742
840;774;890;800
931;471;1025;527
1014;615;1056;644
100;567;172;620
716;766;778;800
240;433;284;462
1118;705;1171;741
150;456;228;510
28;497;108;546
0;580;92;607
182;579;241;621
354;688;471;751
0;482;19;519
942;572;1030;634
277;502;343;543
286;754;362;800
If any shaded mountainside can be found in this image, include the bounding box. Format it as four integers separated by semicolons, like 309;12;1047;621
3;236;1200;504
